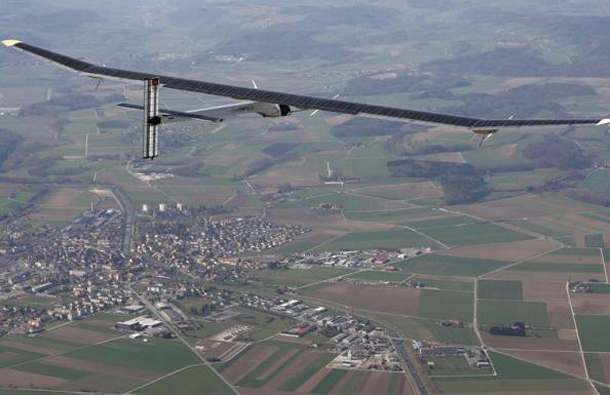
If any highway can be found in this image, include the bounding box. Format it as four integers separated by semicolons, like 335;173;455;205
113;187;134;254
387;328;429;395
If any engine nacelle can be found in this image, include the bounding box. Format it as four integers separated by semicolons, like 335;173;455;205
253;102;292;117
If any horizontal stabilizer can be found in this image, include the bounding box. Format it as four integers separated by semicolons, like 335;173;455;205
118;103;224;123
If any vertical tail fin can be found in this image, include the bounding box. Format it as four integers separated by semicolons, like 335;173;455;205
143;78;161;159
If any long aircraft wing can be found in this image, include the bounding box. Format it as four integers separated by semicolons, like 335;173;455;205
3;39;609;129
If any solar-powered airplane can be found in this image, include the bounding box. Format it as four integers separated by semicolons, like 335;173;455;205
3;39;610;159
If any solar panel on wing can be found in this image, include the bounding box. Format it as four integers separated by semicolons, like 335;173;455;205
8;41;604;129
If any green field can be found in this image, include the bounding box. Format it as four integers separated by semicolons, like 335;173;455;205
418;290;473;322
343;207;448;223
556;247;601;256
597;386;610;395
576;315;610;352
339;371;370;395
589;283;610;294
365;312;478;346
412;277;475;292
7;335;83;353
237;341;306;388
13;361;90;380
135;365;234;395
585;233;605;248
416;223;533;246
67;338;200;374
505;219;571;238
509;262;604;273
274;240;321;254
584;353;607;384
279;352;336;391
425;356;491;376
406;216;482;230
345;270;413;282
255;267;355;288
478;300;549;328
312;369;348;394
277;192;407;211
478;280;523;300
0;345;45;369
311;230;440;252
396;255;509;277
433;351;588;393
3;295;58;308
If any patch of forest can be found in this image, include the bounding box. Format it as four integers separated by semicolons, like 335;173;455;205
0;129;23;169
387;160;487;204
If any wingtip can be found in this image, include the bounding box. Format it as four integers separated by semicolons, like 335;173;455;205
597;119;610;126
2;39;21;47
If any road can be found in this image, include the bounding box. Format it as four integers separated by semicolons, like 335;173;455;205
386;327;428;395
128;284;239;395
113;187;134;254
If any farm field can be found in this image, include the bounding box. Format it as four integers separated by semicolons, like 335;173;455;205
345;270;414;282
478;300;550;328
576;315;610;352
0;313;214;392
134;365;233;395
433;352;590;393
219;340;413;394
478;280;523;300
254;267;356;288
310;229;441;251
413;222;534;246
4;1;610;394
395;254;510;277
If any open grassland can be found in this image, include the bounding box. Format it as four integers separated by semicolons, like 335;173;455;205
478;280;523;300
576;315;610;352
433;351;589;393
396;255;510;277
478;300;550;327
310;229;440;251
134;365;233;395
